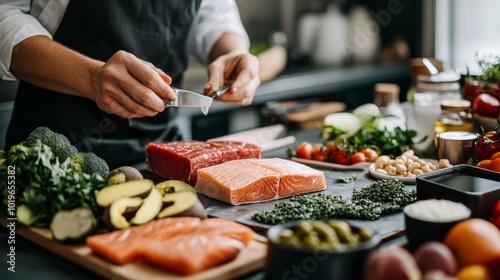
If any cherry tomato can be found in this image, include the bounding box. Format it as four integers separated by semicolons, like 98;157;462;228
486;158;500;172
476;159;492;169
490;200;500;230
463;81;481;102
475;131;500;161
296;142;313;159
332;149;350;165
491;151;500;161
312;146;329;162
359;148;379;162
351;152;367;164
473;93;500;118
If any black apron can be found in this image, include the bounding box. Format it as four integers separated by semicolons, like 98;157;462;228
6;0;202;169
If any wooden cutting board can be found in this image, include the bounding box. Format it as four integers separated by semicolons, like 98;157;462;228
0;216;267;280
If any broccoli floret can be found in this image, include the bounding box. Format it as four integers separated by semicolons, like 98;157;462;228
26;126;78;163
72;152;109;178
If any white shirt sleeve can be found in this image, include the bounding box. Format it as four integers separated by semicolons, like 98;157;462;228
187;0;250;65
0;0;55;81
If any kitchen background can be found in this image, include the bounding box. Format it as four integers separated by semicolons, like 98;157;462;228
0;0;498;148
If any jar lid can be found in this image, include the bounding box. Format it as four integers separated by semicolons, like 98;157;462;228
436;131;479;141
375;83;400;97
440;99;471;111
417;72;460;83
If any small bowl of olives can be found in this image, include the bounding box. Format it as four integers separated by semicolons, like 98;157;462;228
265;220;381;280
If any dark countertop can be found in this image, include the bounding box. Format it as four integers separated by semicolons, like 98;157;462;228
0;129;408;280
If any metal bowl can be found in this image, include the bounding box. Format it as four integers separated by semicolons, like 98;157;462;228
265;221;381;280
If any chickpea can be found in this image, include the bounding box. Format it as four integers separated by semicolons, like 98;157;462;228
438;159;451;169
375;168;388;175
412;169;424;175
375;155;390;169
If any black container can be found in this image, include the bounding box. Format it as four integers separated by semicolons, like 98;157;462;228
403;203;470;251
416;164;500;219
265;221;381;280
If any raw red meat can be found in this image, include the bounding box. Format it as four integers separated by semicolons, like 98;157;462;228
146;140;261;185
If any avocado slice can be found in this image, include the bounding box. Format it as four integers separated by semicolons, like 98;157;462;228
156;180;206;219
104;197;143;230
130;187;163;225
96;179;153;207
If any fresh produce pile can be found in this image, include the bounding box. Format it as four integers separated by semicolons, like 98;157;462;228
0;127;109;227
363;218;500;280
289;103;421;165
252;179;416;224
474;124;500;172
463;54;500;118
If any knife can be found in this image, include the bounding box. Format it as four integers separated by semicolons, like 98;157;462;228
166;82;232;113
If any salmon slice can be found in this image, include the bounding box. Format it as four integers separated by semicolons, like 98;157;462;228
245;158;327;197
197;218;255;245
195;158;326;205
195;160;280;204
86;217;201;264
140;233;244;275
139;218;255;275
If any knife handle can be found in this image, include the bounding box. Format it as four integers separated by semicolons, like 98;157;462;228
207;82;233;99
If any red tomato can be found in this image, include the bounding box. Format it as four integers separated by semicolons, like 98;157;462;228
491;200;500;230
296;142;313;159
477;159;492;169
473;93;500;118
312;146;329;162
463;81;481;102
332;150;350;165
486;158;500;172
359;148;379;162
491;151;500;161
475;131;500;161
351;152;367;164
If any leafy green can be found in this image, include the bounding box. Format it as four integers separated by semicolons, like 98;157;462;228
0;140;108;227
476;53;500;83
320;115;424;159
335;174;357;183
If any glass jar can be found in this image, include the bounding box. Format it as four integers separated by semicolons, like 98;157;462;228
374;83;406;126
411;72;462;154
434;99;475;146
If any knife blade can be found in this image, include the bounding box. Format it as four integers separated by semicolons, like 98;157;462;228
166;82;232;109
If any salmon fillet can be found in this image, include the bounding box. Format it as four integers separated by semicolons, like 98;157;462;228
139;218;254;275
86;217;254;275
245;158;327;197
195;158;326;205
86;217;201;264
195;160;280;204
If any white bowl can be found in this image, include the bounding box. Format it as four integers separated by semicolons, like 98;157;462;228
474;113;498;131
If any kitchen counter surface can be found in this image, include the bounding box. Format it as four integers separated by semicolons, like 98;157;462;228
0;128;408;280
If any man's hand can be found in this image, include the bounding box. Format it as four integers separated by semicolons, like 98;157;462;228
91;51;176;118
205;52;260;105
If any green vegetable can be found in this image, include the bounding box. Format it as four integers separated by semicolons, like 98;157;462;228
252;179;415;224
0;140;108;227
50;207;97;243
26;126;78;163
72;152;110;178
335;174;357;183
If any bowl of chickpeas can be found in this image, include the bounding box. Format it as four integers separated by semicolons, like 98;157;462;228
265;220;381;280
369;149;452;184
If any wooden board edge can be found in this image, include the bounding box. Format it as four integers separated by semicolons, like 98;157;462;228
1;215;267;280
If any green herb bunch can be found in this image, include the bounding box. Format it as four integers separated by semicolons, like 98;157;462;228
252;179;416;225
0;140;108;227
